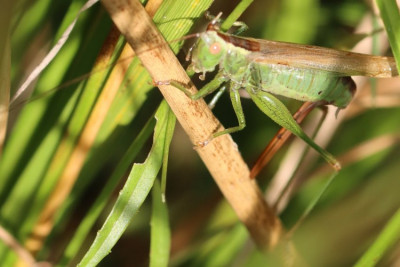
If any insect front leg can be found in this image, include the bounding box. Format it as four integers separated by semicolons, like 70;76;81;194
156;72;228;101
247;87;341;171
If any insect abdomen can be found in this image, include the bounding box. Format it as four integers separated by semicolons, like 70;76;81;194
250;63;355;108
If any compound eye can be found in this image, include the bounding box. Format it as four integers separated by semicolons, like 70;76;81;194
209;42;221;55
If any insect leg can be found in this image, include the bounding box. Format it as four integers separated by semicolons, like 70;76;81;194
208;85;227;110
250;101;327;179
231;21;248;35
205;12;247;34
156;72;227;100
247;88;341;171
212;82;246;138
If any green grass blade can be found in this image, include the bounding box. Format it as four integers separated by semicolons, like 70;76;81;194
150;179;171;267
18;32;125;241
354;208;400;267
288;172;338;235
0;9;114;244
0;0;95;201
375;0;400;70
57;113;156;266
160;107;176;201
199;224;248;267
220;0;254;31
77;101;171;266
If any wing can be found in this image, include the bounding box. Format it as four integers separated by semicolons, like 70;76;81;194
217;32;398;78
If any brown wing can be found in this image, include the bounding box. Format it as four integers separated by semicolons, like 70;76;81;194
217;32;398;78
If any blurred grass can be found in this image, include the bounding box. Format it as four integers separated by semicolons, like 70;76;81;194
1;0;400;266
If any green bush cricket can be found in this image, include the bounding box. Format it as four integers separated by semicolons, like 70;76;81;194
9;13;398;174
157;14;398;172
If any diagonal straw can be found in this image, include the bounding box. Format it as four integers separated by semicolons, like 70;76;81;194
10;0;100;105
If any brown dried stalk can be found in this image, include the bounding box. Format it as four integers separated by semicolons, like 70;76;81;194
101;0;283;250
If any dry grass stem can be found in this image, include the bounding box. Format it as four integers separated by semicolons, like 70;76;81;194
101;0;283;250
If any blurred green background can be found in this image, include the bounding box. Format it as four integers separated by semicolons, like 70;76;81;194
1;0;400;266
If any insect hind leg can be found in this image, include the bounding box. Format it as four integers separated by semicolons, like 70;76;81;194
250;101;329;178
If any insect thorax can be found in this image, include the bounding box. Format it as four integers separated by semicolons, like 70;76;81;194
218;39;251;84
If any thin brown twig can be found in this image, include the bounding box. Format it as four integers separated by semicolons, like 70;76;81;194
0;225;51;267
250;101;317;179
